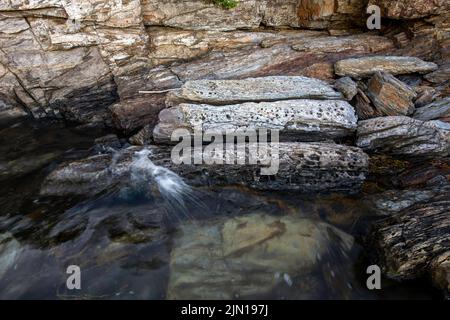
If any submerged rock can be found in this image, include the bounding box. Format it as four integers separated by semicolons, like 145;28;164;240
154;99;357;143
40;143;369;196
0;233;22;280
335;56;438;79
168;213;355;299
356;116;450;158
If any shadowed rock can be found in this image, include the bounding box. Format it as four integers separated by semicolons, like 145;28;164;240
413;98;450;122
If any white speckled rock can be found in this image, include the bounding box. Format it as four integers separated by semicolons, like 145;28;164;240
335;56;438;79
154;99;357;143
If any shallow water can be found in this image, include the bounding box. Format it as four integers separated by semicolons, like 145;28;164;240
0;120;440;299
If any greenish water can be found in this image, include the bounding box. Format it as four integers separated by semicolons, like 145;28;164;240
0;120;440;299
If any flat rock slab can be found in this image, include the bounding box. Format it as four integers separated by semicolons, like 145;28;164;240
40;142;369;196
168;213;355;299
154;99;357;143
166;76;343;106
335;56;438;79
356;116;449;158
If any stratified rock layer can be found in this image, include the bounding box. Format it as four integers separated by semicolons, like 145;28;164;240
356;116;449;158
335;56;438;79
40;143;369;196
166;76;343;106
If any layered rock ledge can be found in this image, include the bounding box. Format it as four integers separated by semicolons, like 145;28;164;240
40;143;369;196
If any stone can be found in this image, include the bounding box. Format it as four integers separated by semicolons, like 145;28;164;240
167;213;355;299
334;77;357;101
154;99;357;143
40;143;369;196
0;233;22;280
356;116;450;158
354;82;380;120
424;64;450;84
392;160;450;189
414;86;436;108
368;0;450;19
335;56;438;79
366;72;417;116
129;125;153;146
166;76;343;106
431;252;450;295
413;98;450;122
369;192;450;283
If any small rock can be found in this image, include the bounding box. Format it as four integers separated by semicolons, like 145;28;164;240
414;86;436;108
431;252;450;296
334;77;358;101
424;64;450;84
366;72;416;116
129;125;153;146
335;56;438;79
413;97;450;122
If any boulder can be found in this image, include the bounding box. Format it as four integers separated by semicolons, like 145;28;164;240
366;72;416;116
335;56;438;79
154;99;357;143
168;213;355;299
40;142;369;196
356;116;449;158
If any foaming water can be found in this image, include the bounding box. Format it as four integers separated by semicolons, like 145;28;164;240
124;149;205;220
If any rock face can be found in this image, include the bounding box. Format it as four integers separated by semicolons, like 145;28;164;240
168;213;355;299
335;56;438;79
356;116;450;158
366;72;416;116
142;0;368;30
165;76;343;106
40;143;369;196
368;0;450;19
369;191;449;281
154;99;357;143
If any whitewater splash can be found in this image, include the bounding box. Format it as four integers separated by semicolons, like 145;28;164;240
124;149;204;219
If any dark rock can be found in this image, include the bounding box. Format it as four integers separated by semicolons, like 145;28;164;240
413;97;450;122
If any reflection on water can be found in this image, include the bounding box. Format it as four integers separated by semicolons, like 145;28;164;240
0;120;440;300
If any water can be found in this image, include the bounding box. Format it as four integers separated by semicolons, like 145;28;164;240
0;119;441;299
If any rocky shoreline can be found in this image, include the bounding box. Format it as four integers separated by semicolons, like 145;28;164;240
1;0;449;298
